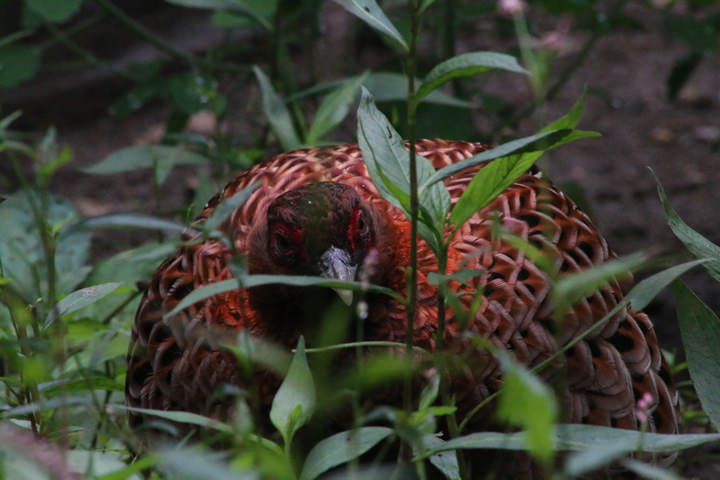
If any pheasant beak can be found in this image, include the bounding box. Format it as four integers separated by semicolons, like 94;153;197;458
319;246;357;306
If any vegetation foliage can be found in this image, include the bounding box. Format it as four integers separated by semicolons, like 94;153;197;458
1;0;720;479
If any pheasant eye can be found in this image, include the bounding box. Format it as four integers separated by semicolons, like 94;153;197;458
348;207;372;252
269;222;302;263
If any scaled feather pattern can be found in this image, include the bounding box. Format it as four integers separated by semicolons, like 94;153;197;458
126;139;677;445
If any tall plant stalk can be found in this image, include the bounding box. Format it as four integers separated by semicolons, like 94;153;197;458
404;0;420;415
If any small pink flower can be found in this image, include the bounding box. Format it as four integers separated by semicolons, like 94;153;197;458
498;0;527;17
635;392;654;425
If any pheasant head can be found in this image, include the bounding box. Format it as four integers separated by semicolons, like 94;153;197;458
246;182;395;324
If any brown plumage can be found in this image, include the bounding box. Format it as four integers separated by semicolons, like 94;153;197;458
125;139;677;451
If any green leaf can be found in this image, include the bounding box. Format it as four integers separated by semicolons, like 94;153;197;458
253;66;302;150
168;0;277;30
307;72;368;143
622;459;683;480
271;337;316;446
417;435;460;480
0;45;42;88
49;282;121;322
332;0;408;52
357;88;450;252
415;424;720;459
119;405;232;432
164;275;399;319
418;0;438;14
157;447;261;480
422;130;565;189
415;52;527;108
626;258;708;311
0;189;90;306
449;151;543;229
203;183;259;232
82;145;209;180
76;214;188;234
673;280;720;430
299;427;393;480
539;88;588;132
552;253;647;317
652;169;720;281
26;0;82;22
564;441;636;478
496;353;557;465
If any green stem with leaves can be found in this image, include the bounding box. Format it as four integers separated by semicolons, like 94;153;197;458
404;0;420;416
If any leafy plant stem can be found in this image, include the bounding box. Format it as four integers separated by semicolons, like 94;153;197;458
404;0;421;418
92;0;246;74
43;20;131;79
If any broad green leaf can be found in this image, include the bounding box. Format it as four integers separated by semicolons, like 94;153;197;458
83;145;209;180
564;441;637;477
418;435;460;480
157;448;261;480
0;189;90;306
415;424;720;459
295;72;474;108
119;405;232;432
552;253;647;317
299;427;393;480
67;450;142;479
449;152;542;229
253;66;302;150
0;45;41;88
539;88;588;132
626;258;708;311
673;280;720;430
203;183;259;232
332;0;408;52
49;282;121;322
271;337;316;446
427;268;482;287
652;169;720;281
357;88;449;252
164;275;399;319
95;456;156;480
415;52;527;108
622;459;683;480
422;130;563;189
26;0;82;22
307;72;368;143
76;214;188;234
496;354;557;465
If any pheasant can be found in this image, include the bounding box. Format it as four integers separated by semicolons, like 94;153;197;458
125;139;677;460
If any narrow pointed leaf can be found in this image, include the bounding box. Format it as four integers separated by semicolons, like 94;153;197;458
299;427;393;480
76;214;188;234
449;152;542;229
308;72;368;143
82;145;208;175
673;280;720;430
626;258;708;311
652;169;720;281
332;0;408;52
357;88;450;248
203;183;259;232
51;282;121;319
496;353;557;465
253;66;302;150
539;88;588;132
164;275;399;319
415;52;527;106
270;337;316;445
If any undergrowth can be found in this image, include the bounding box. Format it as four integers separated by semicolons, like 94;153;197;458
2;1;720;479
